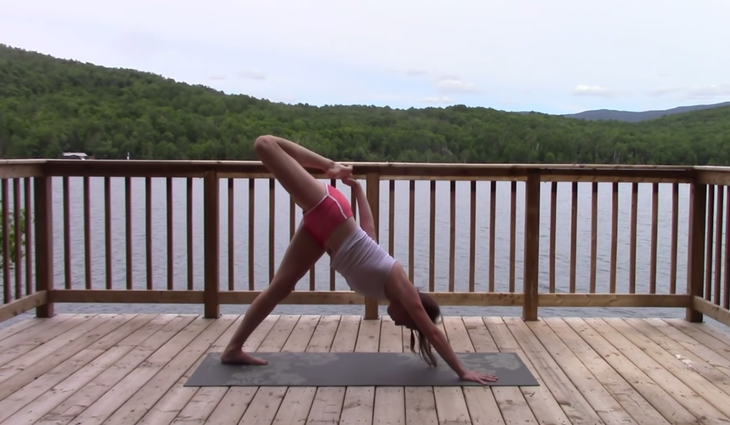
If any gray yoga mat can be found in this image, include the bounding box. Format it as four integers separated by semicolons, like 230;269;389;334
184;352;539;387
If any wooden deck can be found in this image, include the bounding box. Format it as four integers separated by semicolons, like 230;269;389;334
1;315;730;425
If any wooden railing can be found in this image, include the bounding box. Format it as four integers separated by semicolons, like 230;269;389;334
0;160;728;329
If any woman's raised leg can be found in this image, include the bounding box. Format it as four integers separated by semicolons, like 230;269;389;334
221;221;325;364
253;135;352;212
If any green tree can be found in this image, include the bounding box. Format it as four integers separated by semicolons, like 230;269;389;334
2;43;730;165
0;206;30;270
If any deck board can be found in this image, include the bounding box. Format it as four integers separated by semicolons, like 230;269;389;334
1;315;730;425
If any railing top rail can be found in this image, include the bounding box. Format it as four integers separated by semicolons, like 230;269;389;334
4;159;730;182
0;161;45;179
0;159;695;181
40;159;696;170
0;159;48;165
694;165;730;172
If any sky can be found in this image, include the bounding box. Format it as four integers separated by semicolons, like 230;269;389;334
1;0;729;115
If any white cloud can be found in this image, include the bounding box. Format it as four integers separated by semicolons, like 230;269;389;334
573;84;614;97
433;78;480;95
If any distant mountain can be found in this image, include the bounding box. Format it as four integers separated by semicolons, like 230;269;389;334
562;101;730;122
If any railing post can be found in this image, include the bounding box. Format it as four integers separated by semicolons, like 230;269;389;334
364;172;380;320
203;171;221;318
685;180;707;322
34;175;54;318
522;169;541;321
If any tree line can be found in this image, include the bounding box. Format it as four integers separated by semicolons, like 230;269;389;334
1;44;729;165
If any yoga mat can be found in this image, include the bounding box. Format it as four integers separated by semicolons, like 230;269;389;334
184;352;539;387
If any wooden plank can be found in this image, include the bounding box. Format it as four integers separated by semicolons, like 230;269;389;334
306;314;340;353
0;292;48;323
0;316;48;342
465;316;536;425
537;293;691;308
482;317;580;425
118;314;236;425
6;314;730;425
0;314;79;367
339;316;380;425
0;163;44;179
419;320;461;424
50;289;206;304
373;317;406;425
136;318;237;425
223;291;530;307
200;387;258;425
27;314;198;425
0;314;171;425
0;315;157;423
627;318;730;383
271;315;331;425
170;315;278;425
306;315;360;425
0;314;132;395
236;315;300;425
663;319;730;358
603;318;730;416
696;170;730;186
542;318;671;425
502;317;604;425
644;318;730;376
437;317;485;425
41;158;694;182
522;170;540;320
442;316;507;425
49;289;692;308
563;317;700;424
478;316;571;425
686;183;708;322
203;170;220;318
400;318;439;425
270;315;321;425
692;297;730;328
33;175;54;318
577;317;728;424
528;319;641;425
126;315;257;425
45;315;235;425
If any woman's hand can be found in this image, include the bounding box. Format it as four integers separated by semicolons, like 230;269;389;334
340;177;360;188
459;370;498;384
326;162;352;179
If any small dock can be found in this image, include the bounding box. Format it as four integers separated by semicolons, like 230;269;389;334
1;314;730;425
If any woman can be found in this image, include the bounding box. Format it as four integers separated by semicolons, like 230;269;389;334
221;134;498;385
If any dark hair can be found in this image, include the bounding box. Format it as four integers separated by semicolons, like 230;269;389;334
409;290;442;367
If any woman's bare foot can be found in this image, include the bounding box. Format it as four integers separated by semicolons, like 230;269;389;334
220;348;268;365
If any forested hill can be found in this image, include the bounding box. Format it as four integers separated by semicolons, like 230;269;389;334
562;101;730;122
1;44;729;165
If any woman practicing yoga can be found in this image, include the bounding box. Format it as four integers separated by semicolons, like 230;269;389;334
221;135;498;384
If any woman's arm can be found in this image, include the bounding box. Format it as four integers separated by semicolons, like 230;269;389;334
341;178;376;238
394;277;498;384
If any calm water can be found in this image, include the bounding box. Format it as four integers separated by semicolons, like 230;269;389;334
2;176;728;333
